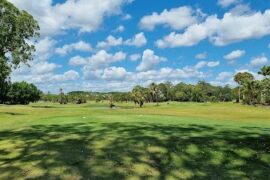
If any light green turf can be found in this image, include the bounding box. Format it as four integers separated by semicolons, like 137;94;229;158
0;102;270;179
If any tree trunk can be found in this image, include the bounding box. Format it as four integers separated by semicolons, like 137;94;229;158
237;86;241;103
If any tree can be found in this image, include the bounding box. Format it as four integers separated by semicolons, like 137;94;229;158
59;88;67;104
0;58;11;103
242;80;260;105
0;0;39;103
234;72;254;103
258;66;270;77
149;83;161;106
7;81;41;104
132;86;146;108
258;66;270;104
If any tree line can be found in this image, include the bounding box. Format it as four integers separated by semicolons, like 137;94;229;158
40;65;270;108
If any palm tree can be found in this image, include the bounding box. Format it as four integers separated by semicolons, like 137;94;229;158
258;66;270;77
149;83;160;106
234;72;254;103
258;66;270;104
242;80;260;105
132;86;145;108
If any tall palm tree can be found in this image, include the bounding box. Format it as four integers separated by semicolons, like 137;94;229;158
132;86;145;108
258;66;270;104
234;72;254;103
258;66;270;77
149;83;159;106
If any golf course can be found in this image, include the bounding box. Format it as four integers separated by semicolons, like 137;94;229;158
0;102;270;179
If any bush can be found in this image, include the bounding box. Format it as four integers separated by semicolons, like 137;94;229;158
7;81;42;104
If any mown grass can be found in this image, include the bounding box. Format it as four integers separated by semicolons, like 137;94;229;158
0;102;270;179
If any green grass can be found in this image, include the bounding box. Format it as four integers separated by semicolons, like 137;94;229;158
0;102;270;179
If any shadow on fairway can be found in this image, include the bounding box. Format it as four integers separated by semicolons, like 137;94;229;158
0;122;270;179
0;112;26;116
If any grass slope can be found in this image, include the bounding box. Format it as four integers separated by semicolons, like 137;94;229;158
0;102;270;179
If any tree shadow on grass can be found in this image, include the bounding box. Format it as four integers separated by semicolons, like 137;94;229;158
0;122;270;179
0;112;26;116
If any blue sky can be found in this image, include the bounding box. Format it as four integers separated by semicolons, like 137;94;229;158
9;0;270;92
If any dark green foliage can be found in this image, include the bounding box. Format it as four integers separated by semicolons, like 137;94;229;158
0;0;39;104
234;67;270;105
7;81;41;104
0;58;11;103
0;0;39;66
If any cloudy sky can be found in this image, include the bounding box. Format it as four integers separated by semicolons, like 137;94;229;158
9;0;270;93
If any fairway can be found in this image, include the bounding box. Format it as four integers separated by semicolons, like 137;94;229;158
0;102;270;179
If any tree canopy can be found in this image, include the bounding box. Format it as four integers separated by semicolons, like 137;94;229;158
0;0;39;104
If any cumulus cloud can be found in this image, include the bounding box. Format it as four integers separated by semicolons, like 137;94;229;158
139;6;204;30
250;56;268;68
97;36;123;49
195;52;207;59
136;49;166;71
207;61;220;67
97;32;147;48
156;9;270;48
129;54;141;61
122;14;132;20
216;72;233;81
113;25;125;32
194;61;220;69
218;0;239;8
224;50;245;60
51;70;80;82
102;67;129;81
69;56;88;66
33;37;56;61
9;0;131;36
125;32;147;47
55;41;92;56
87;50;126;69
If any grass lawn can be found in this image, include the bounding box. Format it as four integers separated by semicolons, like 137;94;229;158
0;102;270;179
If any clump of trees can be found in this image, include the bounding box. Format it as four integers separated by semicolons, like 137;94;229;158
39;66;270;108
129;81;235;108
6;82;42;105
41;90;87;104
0;0;40;105
234;66;270;105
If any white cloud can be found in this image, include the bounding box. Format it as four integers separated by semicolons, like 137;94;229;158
250;56;268;67
32;62;61;75
129;54;141;61
55;41;92;56
218;0;239;8
156;9;270;48
216;72;233;81
195;52;207;59
51;70;80;82
34;37;56;61
69;56;88;66
9;0;131;36
97;36;123;48
139;6;204;30
97;32;147;48
194;61;220;69
114;25;125;32
88;50;126;69
122;14;132;20
136;49;166;71
102;67;129;81
224;50;246;60
207;61;220;67
229;4;252;15
82;51;127;79
124;32;147;47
